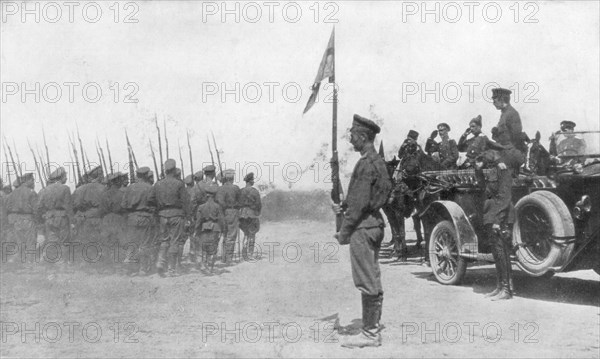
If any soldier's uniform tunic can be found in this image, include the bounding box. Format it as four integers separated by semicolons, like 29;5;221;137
148;173;189;275
425;138;459;169
458;133;504;168
239;182;261;257
72;181;105;246
36;180;73;255
100;184;126;265
6;180;38;262
121;179;157;274
215;181;240;262
493;104;526;170
556;136;586;157
339;146;392;297
196;195;224;259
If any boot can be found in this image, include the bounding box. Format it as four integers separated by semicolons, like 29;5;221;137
485;244;502;298
342;294;382;348
490;241;512;301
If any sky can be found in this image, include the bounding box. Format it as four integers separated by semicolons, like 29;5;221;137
1;0;599;190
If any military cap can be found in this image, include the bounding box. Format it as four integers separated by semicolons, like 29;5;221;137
222;169;235;179
183;175;194;185
491;88;512;99
203;165;216;173
118;172;129;183
136;166;150;176
12;179;20;188
470;115;482;127
164;159;177;172
244;172;254;182
193;171;204;181
407;130;419;141
205;185;218;195
20;173;34;183
86;165;103;180
351;114;381;134
560;120;576;130
49;167;66;181
106;173;119;183
437;123;451;131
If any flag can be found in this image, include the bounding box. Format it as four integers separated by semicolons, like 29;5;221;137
303;28;335;114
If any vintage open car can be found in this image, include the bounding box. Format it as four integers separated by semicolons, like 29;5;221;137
418;131;600;285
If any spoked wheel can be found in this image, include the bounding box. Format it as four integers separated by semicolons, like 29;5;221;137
514;191;575;276
429;220;467;285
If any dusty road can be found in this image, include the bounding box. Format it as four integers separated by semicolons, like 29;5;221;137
1;220;598;358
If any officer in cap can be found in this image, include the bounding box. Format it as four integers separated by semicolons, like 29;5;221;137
549;120;586;158
458;115;505;168
425;123;459;169
490;87;526;170
148;159;190;277
196;184;224;273
215;169;240;264
5;173;38;265
121;166;158;276
332;114;391;348
239;172;262;260
36;167;73;258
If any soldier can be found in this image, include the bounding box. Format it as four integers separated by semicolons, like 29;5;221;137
199;165;218;190
239;172;261;260
332;114;392;348
72;166;105;266
491;88;526;172
475;150;515;300
100;172;127;272
121;167;157;276
5;173;38;265
196;185;224;273
148;159;190;277
425;123;459;169
549;120;586;158
36;167;73;265
458;115;505;168
215;169;240;265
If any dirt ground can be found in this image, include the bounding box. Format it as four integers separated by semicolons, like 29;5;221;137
1;220;598;358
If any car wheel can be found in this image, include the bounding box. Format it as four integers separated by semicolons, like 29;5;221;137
429;220;467;285
514;191;575;276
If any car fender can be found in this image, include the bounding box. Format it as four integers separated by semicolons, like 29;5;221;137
420;200;479;259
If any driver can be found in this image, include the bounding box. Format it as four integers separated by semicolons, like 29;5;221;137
549;120;587;158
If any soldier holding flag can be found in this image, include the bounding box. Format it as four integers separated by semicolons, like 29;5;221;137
332;115;391;348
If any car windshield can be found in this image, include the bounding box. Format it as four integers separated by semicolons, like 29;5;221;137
554;131;600;158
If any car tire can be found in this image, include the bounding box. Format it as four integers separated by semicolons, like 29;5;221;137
513;191;575;276
429;220;467;285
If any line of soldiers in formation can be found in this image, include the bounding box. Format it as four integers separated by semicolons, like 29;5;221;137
0;159;262;277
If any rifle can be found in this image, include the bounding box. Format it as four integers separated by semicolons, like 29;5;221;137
187;130;194;177
95;137;108;175
124;131;138;169
67;142;77;186
36;145;49;184
164;119;169;160
27;138;45;188
68;132;83;185
4;137;22;179
12;139;23;179
178;140;185;179
2;142;13;187
206;135;215;169
42;126;51;176
210;131;224;183
149;139;160;181
154;114;164;178
76;122;89;172
105;138;114;174
127;141;135;185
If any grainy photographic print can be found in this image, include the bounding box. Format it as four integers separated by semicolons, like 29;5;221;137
0;0;598;358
